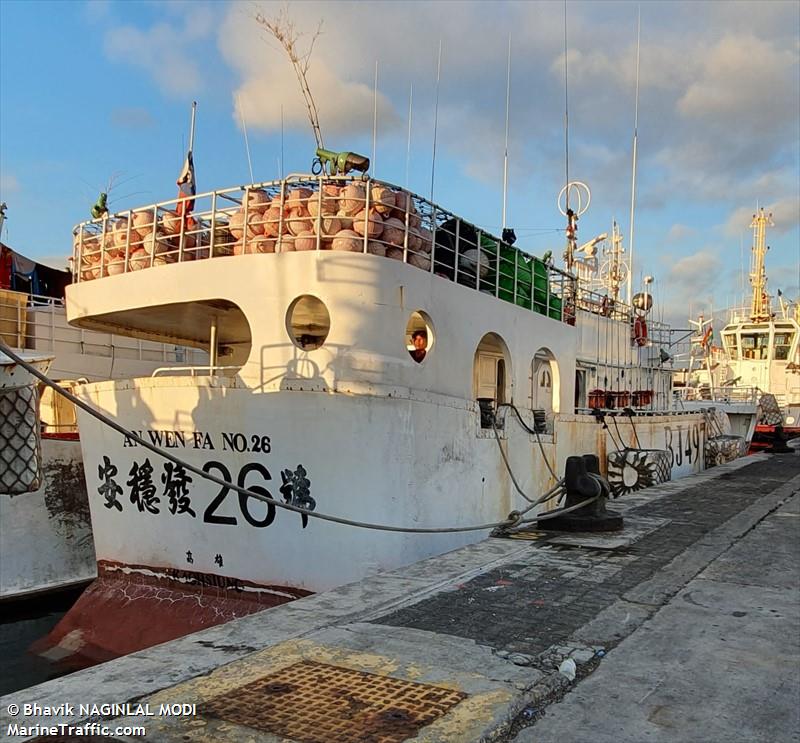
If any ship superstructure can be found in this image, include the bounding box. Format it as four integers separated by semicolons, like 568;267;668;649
695;208;800;438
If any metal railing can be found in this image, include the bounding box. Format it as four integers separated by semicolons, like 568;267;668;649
151;365;240;378
0;289;203;366
71;174;572;323
674;386;759;405
573;286;671;348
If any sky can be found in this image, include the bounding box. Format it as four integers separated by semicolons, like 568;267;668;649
0;0;798;329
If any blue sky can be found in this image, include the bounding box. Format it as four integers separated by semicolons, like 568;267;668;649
1;0;798;327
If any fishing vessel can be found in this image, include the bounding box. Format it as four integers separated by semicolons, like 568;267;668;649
19;157;745;664
0;238;206;601
677;208;799;450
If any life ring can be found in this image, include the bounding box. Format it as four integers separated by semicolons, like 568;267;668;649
633;315;648;346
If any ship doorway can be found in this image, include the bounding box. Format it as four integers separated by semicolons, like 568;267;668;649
532;348;560;416
473;333;512;423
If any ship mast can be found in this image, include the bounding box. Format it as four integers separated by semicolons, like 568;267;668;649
749;207;774;322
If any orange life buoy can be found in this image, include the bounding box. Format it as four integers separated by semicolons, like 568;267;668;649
633;316;648;346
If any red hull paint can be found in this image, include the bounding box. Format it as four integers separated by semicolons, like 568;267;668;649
41;431;80;441
748;424;800;453
33;560;311;668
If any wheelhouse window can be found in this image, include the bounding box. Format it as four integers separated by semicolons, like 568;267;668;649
722;332;738;360
774;331;795;361
740;333;769;360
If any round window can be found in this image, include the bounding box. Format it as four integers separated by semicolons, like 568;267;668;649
406;310;434;364
286;295;330;350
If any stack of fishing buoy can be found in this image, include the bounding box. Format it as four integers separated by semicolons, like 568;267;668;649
225;182;432;270
75;231;104;281
76;180;437;281
76;208;209;279
228;189;275;254
123;209;195;271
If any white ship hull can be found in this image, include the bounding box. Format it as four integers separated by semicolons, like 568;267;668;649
73;378;706;593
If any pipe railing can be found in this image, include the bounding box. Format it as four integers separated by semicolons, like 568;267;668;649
0;289;203;364
71;174;572;324
674;386;759;404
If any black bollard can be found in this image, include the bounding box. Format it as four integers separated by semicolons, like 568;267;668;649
539;454;624;532
767;424;793;453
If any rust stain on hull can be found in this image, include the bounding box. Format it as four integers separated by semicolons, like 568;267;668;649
43;459;90;529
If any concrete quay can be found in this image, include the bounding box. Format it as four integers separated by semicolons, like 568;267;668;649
1;449;798;743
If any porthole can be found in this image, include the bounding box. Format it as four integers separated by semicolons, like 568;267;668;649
406;310;434;364
286;295;330;350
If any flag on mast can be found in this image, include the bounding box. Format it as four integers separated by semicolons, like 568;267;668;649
176;102;197;217
176;151;195;216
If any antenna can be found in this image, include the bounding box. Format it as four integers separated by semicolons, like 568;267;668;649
372;60;379;178
188;100;197;153
563;0;570;216
430;38;442;203
280;104;285;178
502;33;512;230
626;6;641;305
406;82;413;189
237;96;255;183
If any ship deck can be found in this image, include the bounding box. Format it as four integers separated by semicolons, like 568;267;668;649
2;446;798;742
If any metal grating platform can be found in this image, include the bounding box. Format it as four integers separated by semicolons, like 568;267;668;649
201;660;467;742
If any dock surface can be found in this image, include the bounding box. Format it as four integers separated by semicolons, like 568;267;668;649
2;450;798;743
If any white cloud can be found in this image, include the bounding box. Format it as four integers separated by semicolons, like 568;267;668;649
233;59;402;141
666;224;694;242
0;174;20;198
678;33;798;138
103;7;215;97
657;249;727;327
218;2;568;165
724;197;800;237
667;250;723;285
96;0;799;261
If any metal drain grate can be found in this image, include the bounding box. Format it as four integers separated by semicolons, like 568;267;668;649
201;660;467;742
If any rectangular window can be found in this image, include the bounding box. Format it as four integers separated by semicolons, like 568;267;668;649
774;332;795;361
740;333;769;360
722;333;738;360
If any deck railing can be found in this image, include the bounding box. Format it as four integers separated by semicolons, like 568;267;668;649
674;386;759;405
71;175;572;323
0;289;203;366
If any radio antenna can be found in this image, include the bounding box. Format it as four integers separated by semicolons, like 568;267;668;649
372;60;379;178
563;0;570;217
430;38;442;203
280;103;285;178
237;96;255;184
502;33;512;230
406;82;413;188
626;6;641;305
